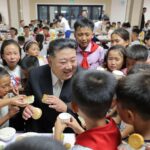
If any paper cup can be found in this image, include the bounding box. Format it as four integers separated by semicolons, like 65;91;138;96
58;113;71;123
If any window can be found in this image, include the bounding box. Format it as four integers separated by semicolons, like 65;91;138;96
37;5;103;28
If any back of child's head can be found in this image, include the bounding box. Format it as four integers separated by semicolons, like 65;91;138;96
116;72;150;121
0;39;21;66
144;32;150;42
0;67;10;78
104;45;126;70
5;136;66;150
35;34;44;50
111;28;130;42
17;36;25;45
127;63;150;75
72;70;117;119
20;55;39;73
74;18;94;31
126;44;148;61
132;28;140;36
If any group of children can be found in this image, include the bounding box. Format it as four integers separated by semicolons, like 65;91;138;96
0;17;150;149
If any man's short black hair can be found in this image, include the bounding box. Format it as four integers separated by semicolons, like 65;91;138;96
116;73;150;120
72;70;117;119
47;38;77;57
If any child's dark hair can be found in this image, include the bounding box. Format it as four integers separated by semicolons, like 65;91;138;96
23;40;39;52
35;34;44;50
127;63;150;75
0;67;10;78
144;32;150;42
10;27;18;35
111;28;130;42
116;72;150;120
72;70;117;119
132;28;140;35
17;36;25;45
47;38;77;57
20;55;39;72
126;44;148;61
5;136;66;150
104;45;126;70
42;26;49;31
74;18;94;31
0;39;21;66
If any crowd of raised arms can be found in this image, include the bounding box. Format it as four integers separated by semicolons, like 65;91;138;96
0;12;150;150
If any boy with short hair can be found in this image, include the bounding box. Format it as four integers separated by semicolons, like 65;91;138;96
55;70;121;150
74;18;104;69
116;72;150;148
126;44;149;73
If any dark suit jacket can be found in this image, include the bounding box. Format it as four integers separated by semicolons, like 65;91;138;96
25;64;81;133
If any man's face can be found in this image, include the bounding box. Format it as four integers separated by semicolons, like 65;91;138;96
48;48;77;80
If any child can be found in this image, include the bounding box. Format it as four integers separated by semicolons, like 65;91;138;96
0;39;23;93
0;67;26;128
126;44;149;73
116;72;150;148
20;55;39;90
111;28;130;47
103;45;126;72
144;33;150;50
23;40;47;66
74;18;104;69
130;28;141;45
54;70;121;150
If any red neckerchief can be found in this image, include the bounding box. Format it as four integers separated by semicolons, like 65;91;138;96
80;42;99;69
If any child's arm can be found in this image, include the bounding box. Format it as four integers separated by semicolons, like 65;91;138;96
65;116;85;134
54;117;67;141
54;116;85;141
0;106;20;126
0;95;27;108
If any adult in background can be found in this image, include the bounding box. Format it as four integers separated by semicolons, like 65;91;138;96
140;7;147;31
58;14;71;38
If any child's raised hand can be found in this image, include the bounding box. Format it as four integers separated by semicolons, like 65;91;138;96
54;116;67;141
10;95;27;107
8;106;20;118
64;116;85;134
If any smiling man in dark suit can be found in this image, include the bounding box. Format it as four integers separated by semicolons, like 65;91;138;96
22;38;79;133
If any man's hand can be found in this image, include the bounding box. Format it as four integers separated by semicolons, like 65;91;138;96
22;105;34;120
44;95;67;112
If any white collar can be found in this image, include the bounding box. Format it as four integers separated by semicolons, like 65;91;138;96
51;69;63;86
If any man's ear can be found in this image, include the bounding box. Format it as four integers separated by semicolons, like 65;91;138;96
71;101;78;113
47;56;52;67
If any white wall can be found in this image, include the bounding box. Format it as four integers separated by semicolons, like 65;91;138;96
21;0;30;25
144;0;150;22
110;0;127;23
0;0;9;25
